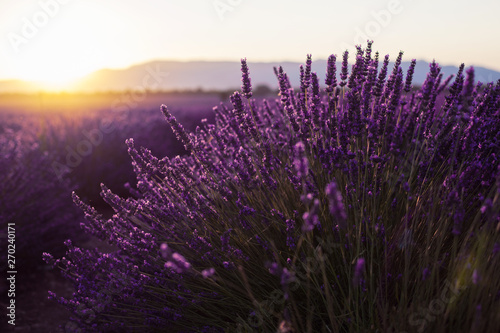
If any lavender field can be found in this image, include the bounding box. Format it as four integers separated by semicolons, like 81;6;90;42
2;42;500;332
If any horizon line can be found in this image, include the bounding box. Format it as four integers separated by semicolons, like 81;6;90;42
1;57;498;83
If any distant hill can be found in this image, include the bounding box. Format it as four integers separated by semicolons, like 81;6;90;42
1;60;499;93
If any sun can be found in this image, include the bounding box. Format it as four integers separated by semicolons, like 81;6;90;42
18;63;86;87
12;44;99;90
14;46;99;90
8;2;119;91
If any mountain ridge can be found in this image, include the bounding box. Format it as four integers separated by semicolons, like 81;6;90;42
1;59;499;93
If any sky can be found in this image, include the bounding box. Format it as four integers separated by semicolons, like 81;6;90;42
1;0;499;87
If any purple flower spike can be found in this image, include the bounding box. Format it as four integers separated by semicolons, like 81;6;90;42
325;181;347;228
353;257;365;285
165;252;191;274
268;262;279;275
462;66;475;99
304;54;312;89
201;267;215;278
161;104;193;151
404;59;417;92
42;252;55;266
373;54;390;96
267;262;295;288
302;198;321;232
160;243;171;259
325;54;337;93
299;65;306;93
293;142;308;179
280;268;294;286
240;58;253;99
340;50;349;87
472;269;480;285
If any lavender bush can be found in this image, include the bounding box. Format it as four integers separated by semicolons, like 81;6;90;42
46;42;500;332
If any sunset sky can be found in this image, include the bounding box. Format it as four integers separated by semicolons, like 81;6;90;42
1;0;499;87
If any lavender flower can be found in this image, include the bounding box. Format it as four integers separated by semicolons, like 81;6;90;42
339;50;349;87
161;104;193;151
165;252;192;274
303;54;312;89
353;257;365;285
302;198;320;232
325;181;347;228
267;262;295;287
293;141;308;179
462;66;475;100
404;59;417;92
201;267;216;278
472;269;480;285
240;58;253;99
325;54;337;93
160;243;171;258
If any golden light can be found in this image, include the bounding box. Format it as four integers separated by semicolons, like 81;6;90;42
15;53;91;89
8;1;124;91
14;35;103;90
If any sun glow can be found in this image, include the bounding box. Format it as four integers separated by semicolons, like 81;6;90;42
5;1;126;91
16;58;91;87
12;31;104;90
